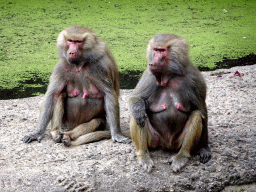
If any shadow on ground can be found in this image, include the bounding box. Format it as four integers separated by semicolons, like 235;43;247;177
0;54;255;100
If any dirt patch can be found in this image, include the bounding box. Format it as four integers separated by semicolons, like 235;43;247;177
0;64;255;192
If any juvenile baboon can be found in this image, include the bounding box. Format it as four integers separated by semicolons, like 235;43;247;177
129;34;211;172
22;26;131;146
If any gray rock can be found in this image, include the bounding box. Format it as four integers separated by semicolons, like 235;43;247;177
0;64;256;191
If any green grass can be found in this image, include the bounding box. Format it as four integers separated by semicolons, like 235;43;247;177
0;0;256;98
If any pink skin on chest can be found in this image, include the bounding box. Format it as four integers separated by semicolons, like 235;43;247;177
149;77;190;113
73;90;78;96
82;91;88;99
68;85;103;99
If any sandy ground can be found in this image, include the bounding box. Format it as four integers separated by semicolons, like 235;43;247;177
0;64;255;192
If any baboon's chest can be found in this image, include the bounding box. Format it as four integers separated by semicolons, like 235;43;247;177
66;72;104;100
146;79;190;144
148;78;190;114
63;74;105;126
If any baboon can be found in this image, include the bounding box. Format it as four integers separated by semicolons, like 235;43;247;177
22;26;131;146
129;34;211;172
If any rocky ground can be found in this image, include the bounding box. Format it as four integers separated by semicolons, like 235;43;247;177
0;64;255;192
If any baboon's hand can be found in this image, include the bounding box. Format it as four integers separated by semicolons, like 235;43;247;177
130;100;147;128
134;114;146;128
111;133;132;144
198;147;212;164
22;133;43;143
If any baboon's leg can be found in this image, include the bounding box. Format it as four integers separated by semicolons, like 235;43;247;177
67;131;111;146
170;110;203;172
63;118;104;140
62;118;110;146
130;116;156;172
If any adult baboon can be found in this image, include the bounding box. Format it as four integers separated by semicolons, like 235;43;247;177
22;26;131;146
129;34;211;172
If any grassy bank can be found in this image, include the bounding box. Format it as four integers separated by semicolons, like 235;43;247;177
0;0;255;98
